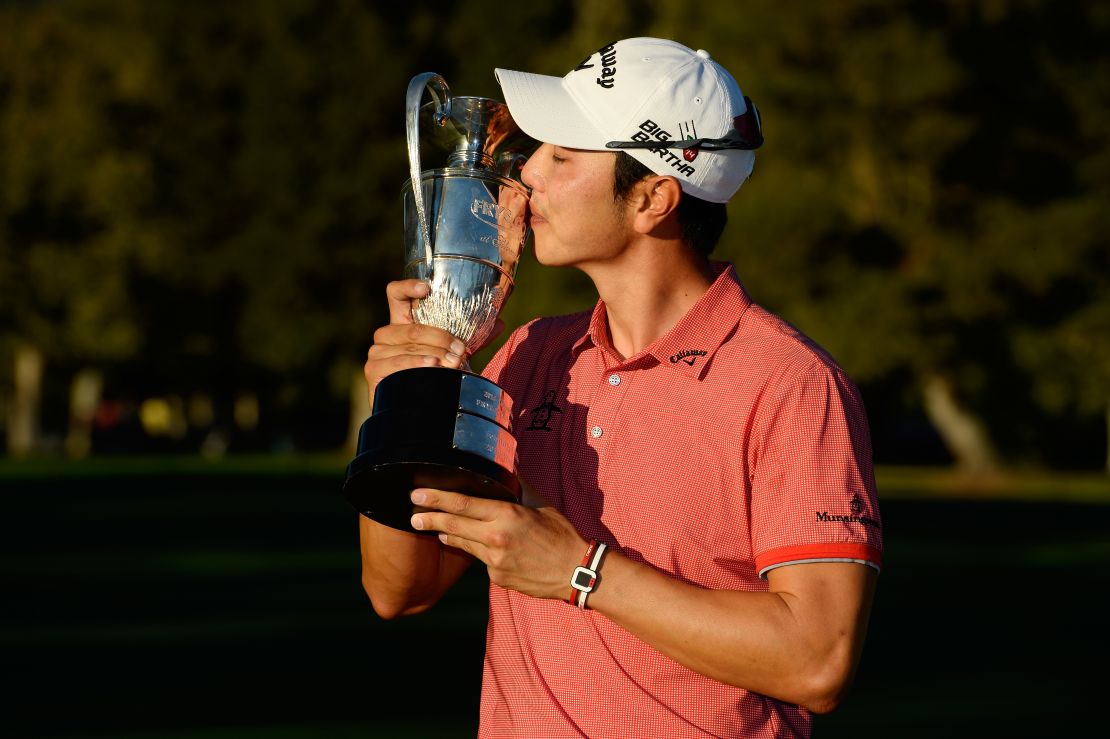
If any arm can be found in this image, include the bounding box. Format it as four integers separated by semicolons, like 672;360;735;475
409;487;877;713
586;551;876;714
357;279;491;619
359;514;474;619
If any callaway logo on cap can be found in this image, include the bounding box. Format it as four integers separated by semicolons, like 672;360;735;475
495;37;763;204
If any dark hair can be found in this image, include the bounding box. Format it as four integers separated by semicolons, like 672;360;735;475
612;152;728;257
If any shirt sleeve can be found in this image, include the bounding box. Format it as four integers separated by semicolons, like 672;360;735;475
749;360;883;578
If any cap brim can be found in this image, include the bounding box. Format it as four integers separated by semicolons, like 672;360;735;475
495;68;609;150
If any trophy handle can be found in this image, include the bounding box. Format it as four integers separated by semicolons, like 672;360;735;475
406;73;451;282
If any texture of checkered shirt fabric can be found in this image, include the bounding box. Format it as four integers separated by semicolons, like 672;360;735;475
477;262;882;739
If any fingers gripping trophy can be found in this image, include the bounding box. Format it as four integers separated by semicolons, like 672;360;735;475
343;73;536;533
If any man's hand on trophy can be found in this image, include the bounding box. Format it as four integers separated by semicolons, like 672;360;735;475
363;280;466;403
408;486;589;603
384;278;433;324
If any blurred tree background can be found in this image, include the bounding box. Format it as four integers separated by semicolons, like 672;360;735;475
1;0;1108;474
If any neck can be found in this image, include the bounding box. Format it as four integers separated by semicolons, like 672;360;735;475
581;242;717;360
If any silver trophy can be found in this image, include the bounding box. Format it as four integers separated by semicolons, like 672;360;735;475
343;73;535;533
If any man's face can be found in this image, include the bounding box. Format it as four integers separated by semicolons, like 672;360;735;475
520;144;633;269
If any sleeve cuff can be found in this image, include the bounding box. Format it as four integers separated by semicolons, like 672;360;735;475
756;543;882;580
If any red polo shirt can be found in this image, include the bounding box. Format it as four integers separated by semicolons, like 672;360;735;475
478;263;882;738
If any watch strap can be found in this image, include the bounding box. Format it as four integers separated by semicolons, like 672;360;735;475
569;540;608;609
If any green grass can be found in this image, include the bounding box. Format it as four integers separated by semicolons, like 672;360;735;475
874;464;1110;503
0;452;350;478
80;722;478;739
1;458;1106;737
5;454;1107;501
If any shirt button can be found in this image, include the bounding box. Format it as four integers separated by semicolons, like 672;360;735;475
590;426;603;439
608;374;621;387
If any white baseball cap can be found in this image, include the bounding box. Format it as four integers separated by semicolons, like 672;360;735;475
495;37;763;204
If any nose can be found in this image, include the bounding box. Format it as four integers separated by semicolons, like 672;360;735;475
521;143;549;192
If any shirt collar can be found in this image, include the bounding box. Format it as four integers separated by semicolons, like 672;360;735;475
571;262;752;379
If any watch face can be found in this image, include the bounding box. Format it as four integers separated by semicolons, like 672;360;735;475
572;567;595;591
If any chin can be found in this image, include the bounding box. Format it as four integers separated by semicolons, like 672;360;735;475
533;252;572;268
532;239;583;269
531;243;557;267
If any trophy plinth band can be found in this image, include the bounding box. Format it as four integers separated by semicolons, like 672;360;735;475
344;367;520;534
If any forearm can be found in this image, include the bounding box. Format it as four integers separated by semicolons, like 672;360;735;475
587;552;876;713
359;513;473;618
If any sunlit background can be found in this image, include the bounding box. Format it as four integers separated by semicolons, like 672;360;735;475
2;1;1107;737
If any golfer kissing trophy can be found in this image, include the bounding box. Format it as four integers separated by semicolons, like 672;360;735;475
343;72;535;533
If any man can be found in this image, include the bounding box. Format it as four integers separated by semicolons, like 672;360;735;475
360;37;882;738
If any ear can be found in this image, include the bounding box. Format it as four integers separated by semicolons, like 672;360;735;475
630;175;682;235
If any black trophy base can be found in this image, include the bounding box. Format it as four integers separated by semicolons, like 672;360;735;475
343;367;520;535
